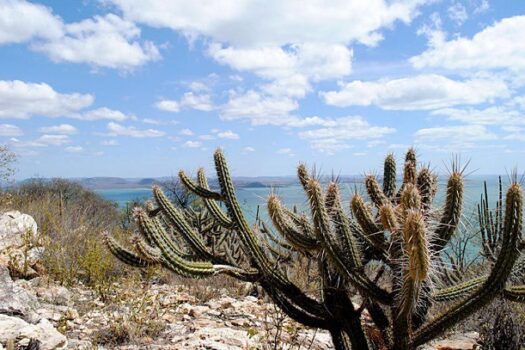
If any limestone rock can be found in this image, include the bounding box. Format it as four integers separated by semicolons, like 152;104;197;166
0;315;67;350
0;211;43;278
0;211;38;251
0;265;40;323
420;332;480;350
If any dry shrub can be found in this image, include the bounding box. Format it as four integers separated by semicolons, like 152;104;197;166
478;300;525;350
3;179;132;290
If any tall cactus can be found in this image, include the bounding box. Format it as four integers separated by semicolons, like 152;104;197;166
104;148;525;350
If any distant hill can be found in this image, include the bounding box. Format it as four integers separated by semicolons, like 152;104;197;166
18;175;365;190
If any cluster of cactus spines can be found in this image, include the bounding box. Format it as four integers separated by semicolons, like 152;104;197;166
104;148;525;350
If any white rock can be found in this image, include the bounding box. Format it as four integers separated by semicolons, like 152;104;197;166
0;265;40;323
0;211;38;251
0;315;67;350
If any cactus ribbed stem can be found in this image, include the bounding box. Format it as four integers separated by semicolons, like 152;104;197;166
383;153;397;198
103;147;525;350
351;194;385;249
197;168;234;228
433;172;463;251
365;175;388;208
413;183;522;347
268;194;319;251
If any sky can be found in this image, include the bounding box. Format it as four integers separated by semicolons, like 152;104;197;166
1;0;525;179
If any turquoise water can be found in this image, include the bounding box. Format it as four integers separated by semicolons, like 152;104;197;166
96;175;506;222
95;188;152;207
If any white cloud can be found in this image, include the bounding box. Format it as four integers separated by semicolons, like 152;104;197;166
474;0;489;14
35;134;71;146
107;0;425;48
183;140;202;148
431;107;525;126
414;125;497;142
199;134;214;140
142;118;161;124
0;2;159;70
188;80;211;93
155;99;180;112
220;90;298;125
411;16;525;73
109;0;427;113
101;139;119;146
78;107;131;121
179;92;214;111
38;124;77;135
209;43;352;100
0;124;23;136
106;122;165;138
242;146;255;153
0;0;62;44
321;74;509;110
179;128;194;136
0;80;93;119
8;134;71;150
65;146;83;153
299;116;394;140
261;74;311;99
298;116;395;154
155;92;214;113
209;43;352;82
33;13;160;70
447;3;468;25
217;130;239;139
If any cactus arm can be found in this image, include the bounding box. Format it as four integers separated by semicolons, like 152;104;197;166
196;168;234;228
297;163;310;191
153;185;217;260
502;285;525;302
383;153;397;198
102;231;155;267
259;220;294;251
432;276;486;301
351;194;386;252
396;148;417;198
150;214;202;260
307;179;393;305
432;172;464;251
214;150;331;314
417;167;436;210
434;257;525;302
365;175;388;208
325;182;362;269
393;210;430;349
412;183;522;347
135;208;217;277
214;149;278;274
131;234;163;263
268;194;320;251
178;169;223;200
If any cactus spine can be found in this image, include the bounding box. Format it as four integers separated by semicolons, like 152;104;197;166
104;148;525;350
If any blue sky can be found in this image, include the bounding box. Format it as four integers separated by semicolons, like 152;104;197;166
1;0;524;179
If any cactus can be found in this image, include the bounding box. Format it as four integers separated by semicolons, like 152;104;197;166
104;148;525;350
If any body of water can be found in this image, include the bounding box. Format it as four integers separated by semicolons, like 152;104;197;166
96;174;506;222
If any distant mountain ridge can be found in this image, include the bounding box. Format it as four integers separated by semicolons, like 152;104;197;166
19;175;365;190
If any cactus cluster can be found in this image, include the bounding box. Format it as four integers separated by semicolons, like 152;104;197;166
104;148;525;350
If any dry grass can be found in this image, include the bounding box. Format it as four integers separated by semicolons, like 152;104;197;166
2;179;135;292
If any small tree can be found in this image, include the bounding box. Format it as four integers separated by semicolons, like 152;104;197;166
0;145;16;183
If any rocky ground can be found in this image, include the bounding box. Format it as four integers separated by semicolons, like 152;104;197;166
0;210;481;350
